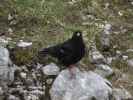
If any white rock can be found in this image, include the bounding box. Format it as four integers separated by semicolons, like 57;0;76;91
113;88;133;100
8;13;13;21
104;23;111;31
0;47;15;84
116;50;121;55
127;59;133;68
8;28;13;34
131;2;133;5
0;47;9;66
0;87;4;95
30;89;44;96
8;95;20;100
89;50;106;64
94;64;113;77
127;59;133;71
126;49;133;52
8;66;16;83
26;94;39;100
50;67;112;100
42;63;60;75
122;55;128;60
106;57;113;64
99;23;112;49
118;11;123;16
105;3;110;9
20;72;27;79
68;0;77;5
0;37;9;46
17;40;32;47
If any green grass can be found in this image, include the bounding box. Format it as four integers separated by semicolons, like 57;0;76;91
0;0;133;67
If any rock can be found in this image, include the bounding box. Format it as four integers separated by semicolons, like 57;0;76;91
127;59;133;72
30;89;44;96
122;55;128;60
104;23;112;32
100;32;110;50
50;67;112;100
68;0;77;5
0;87;4;95
8;28;13;34
113;88;133;100
7;94;20;100
17;40;32;48
42;63;60;75
0;37;9;47
127;59;133;68
23;88;44;100
99;23;112;51
104;3;110;9
8;66;16;83
0;47;10;66
46;78;53;85
126;49;133;53
26;94;39;100
94;64;113;77
131;1;133;5
106;57;113;65
20;72;27;79
89;49;106;64
0;47;15;85
118;11;123;16
8;13;14;21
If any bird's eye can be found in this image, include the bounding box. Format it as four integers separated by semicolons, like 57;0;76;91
77;32;81;36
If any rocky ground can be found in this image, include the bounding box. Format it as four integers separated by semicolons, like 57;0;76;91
0;0;133;100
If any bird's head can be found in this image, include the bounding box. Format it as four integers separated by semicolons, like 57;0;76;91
72;31;82;39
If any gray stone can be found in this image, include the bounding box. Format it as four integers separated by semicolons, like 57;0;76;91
17;40;32;48
0;87;4;95
127;59;133;68
100;32;110;50
50;67;112;100
113;88;133;100
122;55;128;60
0;37;9;47
0;47;10;66
94;64;113;78
42;63;60;75
89;50;106;64
127;59;133;72
0;47;15;85
106;57;113;65
46;78;53;85
126;49;133;53
7;95;20;100
20;72;27;79
99;23;112;50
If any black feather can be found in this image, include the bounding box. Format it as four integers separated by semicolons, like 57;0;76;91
39;31;85;66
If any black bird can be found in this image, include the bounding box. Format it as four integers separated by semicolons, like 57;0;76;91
39;31;85;76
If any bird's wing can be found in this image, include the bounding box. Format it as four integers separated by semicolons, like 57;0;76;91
60;39;74;55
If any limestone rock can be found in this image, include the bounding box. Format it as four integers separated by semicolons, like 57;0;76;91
50;67;112;100
42;63;60;75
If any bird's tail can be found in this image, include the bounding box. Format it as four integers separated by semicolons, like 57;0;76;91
38;48;49;56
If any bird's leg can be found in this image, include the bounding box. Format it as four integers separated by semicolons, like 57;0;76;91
68;64;76;79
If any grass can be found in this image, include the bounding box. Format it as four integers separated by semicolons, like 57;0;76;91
2;0;101;65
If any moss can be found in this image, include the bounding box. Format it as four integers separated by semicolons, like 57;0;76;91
111;59;129;73
9;46;34;65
